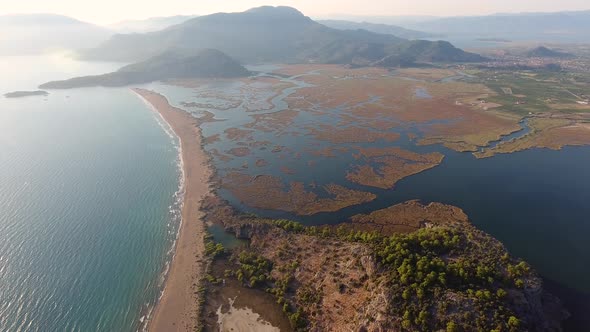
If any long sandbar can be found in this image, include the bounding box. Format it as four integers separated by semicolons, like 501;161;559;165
132;88;211;332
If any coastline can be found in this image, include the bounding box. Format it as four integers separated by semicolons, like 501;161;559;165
132;88;211;331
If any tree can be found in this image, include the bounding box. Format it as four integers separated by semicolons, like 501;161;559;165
417;310;429;327
416;287;425;299
402;289;411;300
446;321;459;332
401;319;412;329
508;316;520;330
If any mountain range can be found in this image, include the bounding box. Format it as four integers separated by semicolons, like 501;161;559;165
78;6;484;66
5;9;590;57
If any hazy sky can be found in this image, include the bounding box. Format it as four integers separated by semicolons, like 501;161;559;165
2;0;590;24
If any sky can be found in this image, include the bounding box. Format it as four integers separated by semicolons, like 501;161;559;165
1;0;590;24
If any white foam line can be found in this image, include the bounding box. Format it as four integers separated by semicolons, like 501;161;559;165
131;90;186;332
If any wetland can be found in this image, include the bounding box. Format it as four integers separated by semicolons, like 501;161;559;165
144;63;590;330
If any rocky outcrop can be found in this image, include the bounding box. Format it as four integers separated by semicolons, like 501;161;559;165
203;198;568;331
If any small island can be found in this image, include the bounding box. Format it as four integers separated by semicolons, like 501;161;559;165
4;90;49;98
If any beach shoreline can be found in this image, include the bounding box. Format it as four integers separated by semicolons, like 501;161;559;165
132;88;211;332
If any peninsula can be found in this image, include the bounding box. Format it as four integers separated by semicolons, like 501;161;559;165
40;49;249;89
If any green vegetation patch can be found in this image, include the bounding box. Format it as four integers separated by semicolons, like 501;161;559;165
227;250;307;330
204;233;226;258
475;69;590;115
374;227;530;331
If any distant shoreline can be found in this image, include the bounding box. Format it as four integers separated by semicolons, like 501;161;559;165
132;88;211;332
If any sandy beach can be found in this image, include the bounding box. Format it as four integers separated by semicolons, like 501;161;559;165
132;88;211;332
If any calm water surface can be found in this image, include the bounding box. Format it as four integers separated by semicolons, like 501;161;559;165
0;55;182;331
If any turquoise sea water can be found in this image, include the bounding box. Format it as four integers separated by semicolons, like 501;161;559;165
0;55;182;331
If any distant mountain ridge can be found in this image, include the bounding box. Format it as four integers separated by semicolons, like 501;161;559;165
402;10;590;43
79;6;483;66
0;13;87;25
0;14;111;55
317;20;437;39
40;49;249;89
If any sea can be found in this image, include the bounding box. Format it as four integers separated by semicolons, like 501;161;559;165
0;54;182;331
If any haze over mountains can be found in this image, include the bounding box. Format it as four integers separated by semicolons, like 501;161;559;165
109;15;198;33
525;46;574;58
0;14;110;55
4;8;590;57
317;20;437;40
78;6;482;66
400;11;590;44
0;13;198;55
